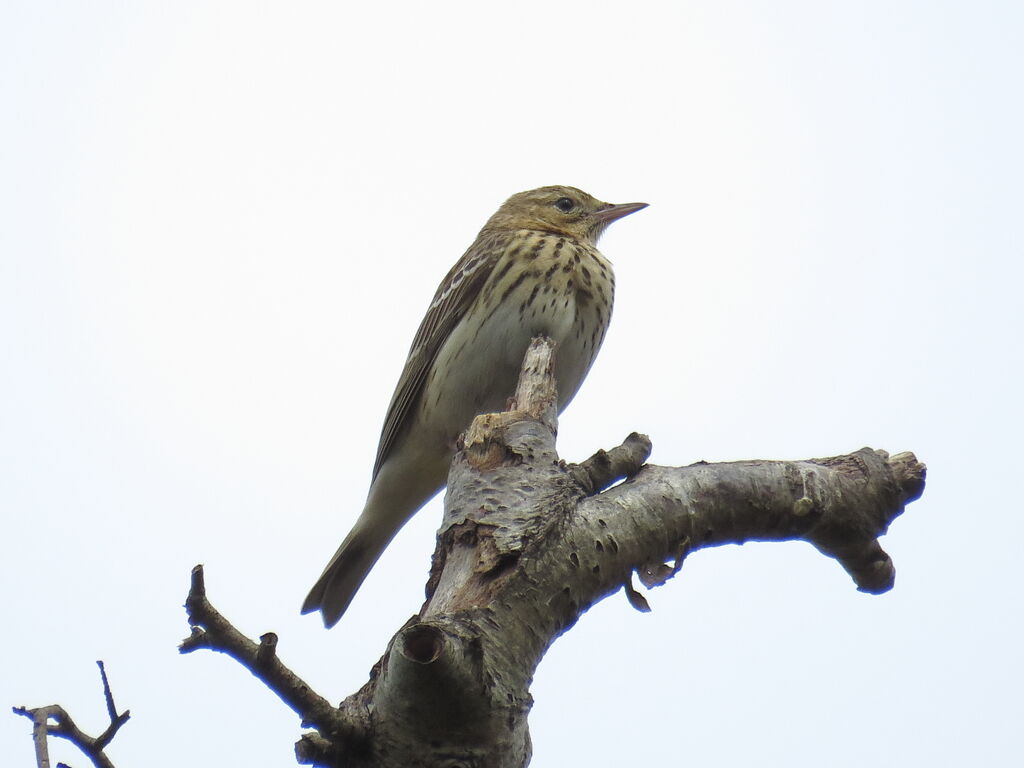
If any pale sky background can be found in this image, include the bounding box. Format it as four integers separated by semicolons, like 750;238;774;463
2;2;1021;766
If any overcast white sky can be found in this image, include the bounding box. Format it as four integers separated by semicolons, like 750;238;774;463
2;2;1022;766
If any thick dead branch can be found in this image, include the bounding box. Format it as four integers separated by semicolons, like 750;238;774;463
13;661;130;768
569;431;652;494
176;336;925;768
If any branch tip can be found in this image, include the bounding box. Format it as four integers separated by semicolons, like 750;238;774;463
189;563;206;598
574;432;653;494
623;577;652;613
295;732;337;766
257;632;279;666
889;451;926;503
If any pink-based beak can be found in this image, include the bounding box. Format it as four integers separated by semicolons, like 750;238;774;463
593;201;649;224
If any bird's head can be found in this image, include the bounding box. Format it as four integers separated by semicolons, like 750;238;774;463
483;185;647;244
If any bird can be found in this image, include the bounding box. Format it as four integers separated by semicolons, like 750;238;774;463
302;185;647;627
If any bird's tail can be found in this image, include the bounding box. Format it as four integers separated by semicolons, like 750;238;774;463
301;515;393;628
303;440;449;627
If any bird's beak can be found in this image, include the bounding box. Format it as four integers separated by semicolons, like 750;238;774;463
592;201;649;224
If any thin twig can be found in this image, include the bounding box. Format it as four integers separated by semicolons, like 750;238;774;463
180;564;365;744
13;663;129;768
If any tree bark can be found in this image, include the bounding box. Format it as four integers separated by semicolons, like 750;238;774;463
183;336;925;768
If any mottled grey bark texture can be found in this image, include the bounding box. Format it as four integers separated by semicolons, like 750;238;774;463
184;337;925;768
293;338;924;767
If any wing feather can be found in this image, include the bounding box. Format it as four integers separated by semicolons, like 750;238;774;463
371;232;503;479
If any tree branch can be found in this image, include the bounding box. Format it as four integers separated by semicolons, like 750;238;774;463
177;335;925;767
569;431;652;495
13;661;130;768
179;565;366;751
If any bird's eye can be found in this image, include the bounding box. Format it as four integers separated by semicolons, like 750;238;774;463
553;197;576;213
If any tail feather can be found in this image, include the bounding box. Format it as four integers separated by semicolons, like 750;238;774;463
301;527;387;628
303;442;449;627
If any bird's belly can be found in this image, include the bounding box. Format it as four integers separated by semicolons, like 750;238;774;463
417;291;595;445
